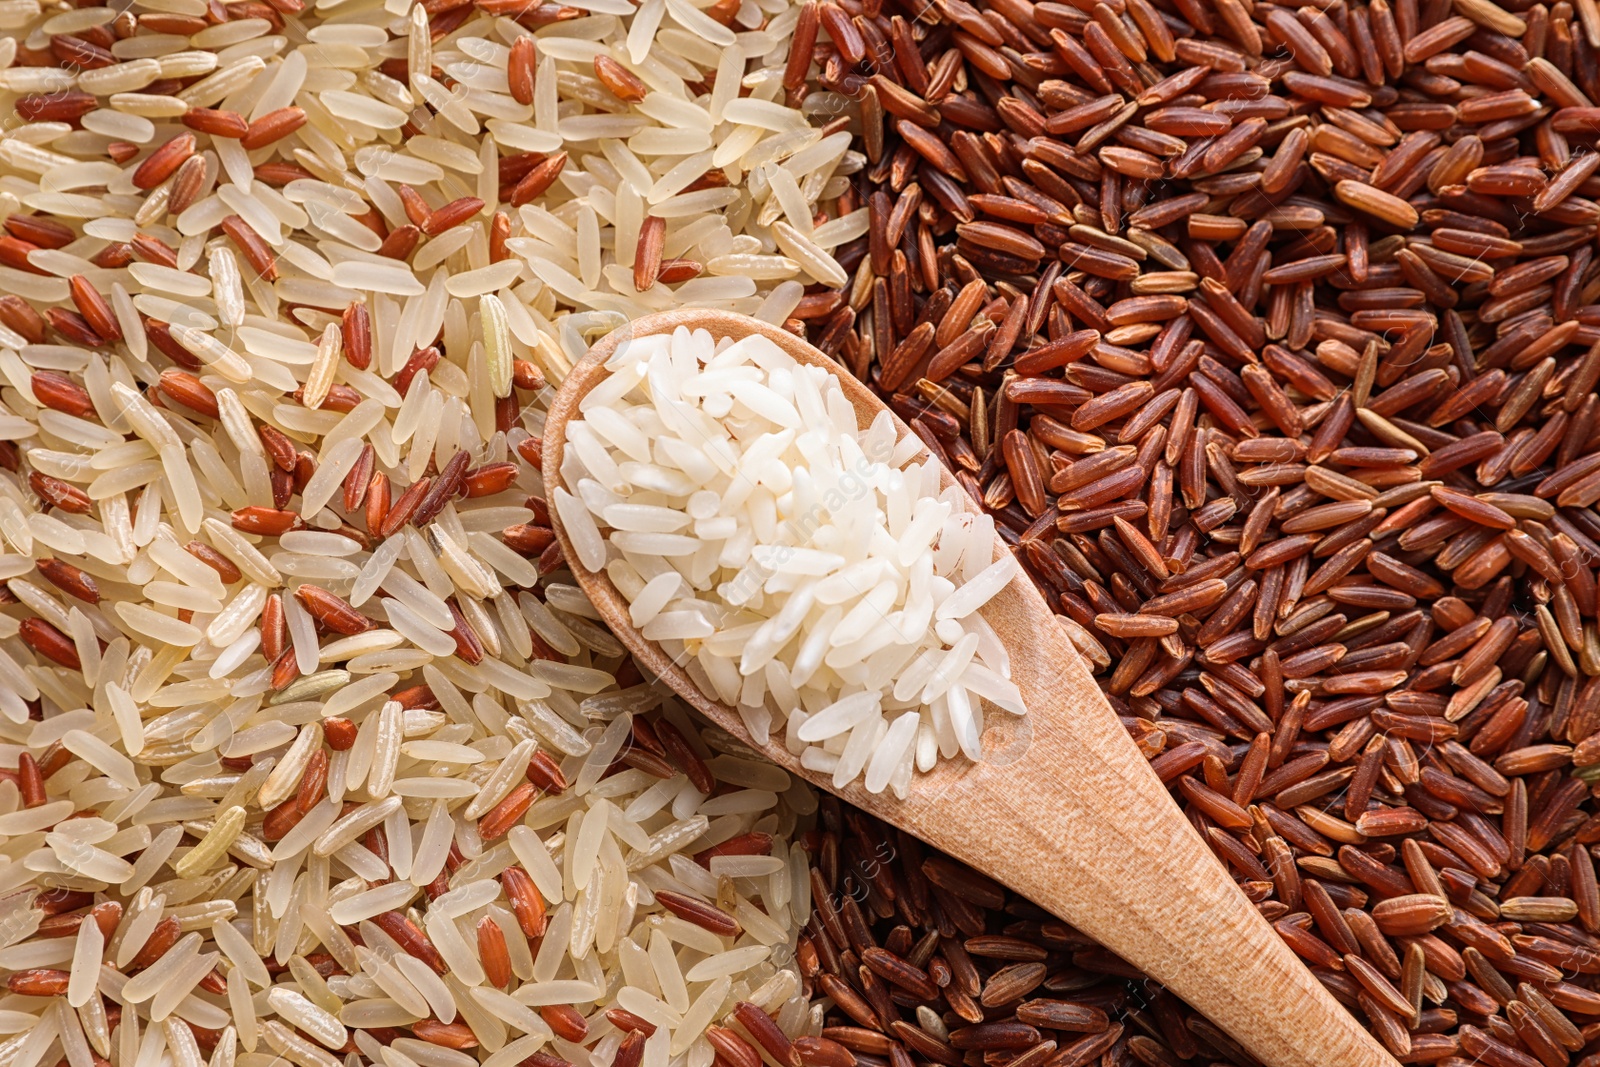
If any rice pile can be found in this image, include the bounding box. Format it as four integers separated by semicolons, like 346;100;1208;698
557;326;1027;796
0;0;866;1061
0;652;823;1067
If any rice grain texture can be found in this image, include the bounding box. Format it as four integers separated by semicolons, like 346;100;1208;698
559;325;1027;795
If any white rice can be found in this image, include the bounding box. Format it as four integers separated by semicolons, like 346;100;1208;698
559;327;1028;796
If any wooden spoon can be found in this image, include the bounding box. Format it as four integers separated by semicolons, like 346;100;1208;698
541;309;1400;1067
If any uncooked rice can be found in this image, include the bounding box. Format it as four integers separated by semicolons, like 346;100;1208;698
558;326;1026;796
0;0;861;1061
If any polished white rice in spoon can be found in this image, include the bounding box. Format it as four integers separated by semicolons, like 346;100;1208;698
559;326;1027;797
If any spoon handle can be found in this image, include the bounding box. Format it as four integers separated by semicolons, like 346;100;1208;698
887;641;1400;1067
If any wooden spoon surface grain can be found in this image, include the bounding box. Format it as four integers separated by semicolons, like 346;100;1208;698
541;308;1399;1067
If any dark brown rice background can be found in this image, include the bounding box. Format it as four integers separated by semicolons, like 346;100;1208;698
785;0;1600;1062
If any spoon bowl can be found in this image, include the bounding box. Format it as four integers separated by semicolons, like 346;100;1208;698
542;308;1400;1067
